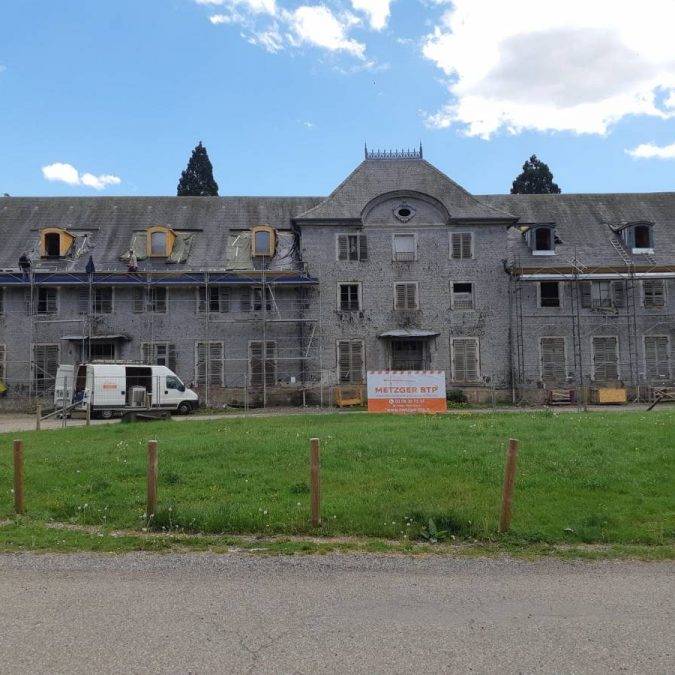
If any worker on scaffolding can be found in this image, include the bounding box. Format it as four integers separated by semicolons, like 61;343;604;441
18;252;31;281
126;249;138;273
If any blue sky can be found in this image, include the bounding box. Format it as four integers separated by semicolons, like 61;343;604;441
1;0;674;197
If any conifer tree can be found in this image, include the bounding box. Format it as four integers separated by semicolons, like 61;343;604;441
511;155;561;194
177;142;219;196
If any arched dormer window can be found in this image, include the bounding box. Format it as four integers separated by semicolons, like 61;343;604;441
146;225;176;258
40;227;75;258
622;222;654;253
251;225;276;257
526;224;556;255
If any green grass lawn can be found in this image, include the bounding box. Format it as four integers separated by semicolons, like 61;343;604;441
0;411;673;546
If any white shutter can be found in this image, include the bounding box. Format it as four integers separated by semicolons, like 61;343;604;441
644;336;669;379
452;339;479;382
358;235;368;261
132;287;145;313
451;233;472;260
77;288;89;315
337;235;349;261
643;280;665;308
593;337;619;380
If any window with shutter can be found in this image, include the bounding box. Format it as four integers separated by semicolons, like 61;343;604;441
132;288;145;313
77;288;89;315
394;282;418;310
149;287;167;313
643;280;665;308
450;232;473;260
452;338;479;382
93;287;113;314
580;282;591;308
249;340;276;387
644;336;669;379
611;281;625;308
33;344;59;395
252;287;272;312
198;287;230;314
540;337;566;382
195;342;224;386
590;281;612;308
337;340;364;383
36;288;57;315
592;336;619;381
337;234;367;261
451;282;474;310
393;234;416;261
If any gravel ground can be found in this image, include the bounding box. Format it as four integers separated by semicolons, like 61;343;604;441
0;402;669;434
0;553;672;673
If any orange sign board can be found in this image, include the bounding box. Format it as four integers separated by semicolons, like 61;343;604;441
367;371;447;413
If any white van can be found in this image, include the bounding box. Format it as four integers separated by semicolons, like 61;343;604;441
55;362;199;418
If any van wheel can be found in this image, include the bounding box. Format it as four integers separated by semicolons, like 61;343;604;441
177;401;193;415
100;410;113;420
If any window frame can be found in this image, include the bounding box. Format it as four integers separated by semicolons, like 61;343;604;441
336;233;367;262
591;335;620;381
450;281;475;310
642;279;666;309
248;340;277;387
32;342;60;395
336;339;365;384
643;334;671;380
625;223;654;253
146;225;176;258
194;341;224;387
197;286;231;314
337;282;362;312
450;337;481;383
92;287;114;315
392;232;417;262
539;336;567;383
393;281;419;311
538;281;562;309
530;225;556;255
449;231;474;260
39;228;75;258
36;287;58;315
251;225;276;257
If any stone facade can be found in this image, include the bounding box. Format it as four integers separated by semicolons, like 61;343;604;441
0;155;672;407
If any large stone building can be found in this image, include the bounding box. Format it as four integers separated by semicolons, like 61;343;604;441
0;148;672;407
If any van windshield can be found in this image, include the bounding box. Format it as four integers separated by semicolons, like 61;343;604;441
166;375;185;392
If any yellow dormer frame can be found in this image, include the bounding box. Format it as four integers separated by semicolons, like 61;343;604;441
146;225;176;258
251;225;276;257
40;227;75;258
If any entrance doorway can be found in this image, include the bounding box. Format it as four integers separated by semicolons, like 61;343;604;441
391;339;427;370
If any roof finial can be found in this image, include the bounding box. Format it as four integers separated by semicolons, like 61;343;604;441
364;141;368;159
419;141;423;159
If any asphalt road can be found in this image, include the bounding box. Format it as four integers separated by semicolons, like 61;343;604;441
0;553;672;673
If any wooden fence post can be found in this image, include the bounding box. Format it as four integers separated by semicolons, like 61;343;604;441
13;439;24;515
499;438;519;533
35;403;41;431
310;437;321;527
86;402;91;427
147;440;158;519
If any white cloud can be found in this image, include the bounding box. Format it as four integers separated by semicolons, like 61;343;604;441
350;0;392;30
197;0;372;60
286;6;364;58
626;142;675;160
422;0;675;137
42;163;121;190
0;65;6;74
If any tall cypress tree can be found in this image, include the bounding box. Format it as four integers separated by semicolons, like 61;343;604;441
510;155;561;194
177;142;219;196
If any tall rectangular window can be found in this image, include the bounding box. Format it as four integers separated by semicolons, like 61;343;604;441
337;234;368;261
337;340;364;383
142;342;176;371
540;337;566;382
195;342;224;386
249;341;276;387
450;232;473;260
338;283;361;311
197;286;230;313
394;282;419;310
36;287;57;315
33;344;59;395
451;282;474;310
644;336;670;380
643;280;665;308
581;281;624;309
451;338;480;382
592;336;619;381
392;234;416;261
93;287;113;314
539;282;560;308
0;288;4;315
149;287;167;313
0;344;5;383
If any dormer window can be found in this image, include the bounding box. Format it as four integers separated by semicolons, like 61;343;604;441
526;225;556;255
622;222;654;253
40;228;75;258
251;225;276;257
146;226;176;258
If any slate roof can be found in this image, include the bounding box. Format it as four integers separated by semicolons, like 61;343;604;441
478;193;675;269
0;196;322;273
295;159;516;222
